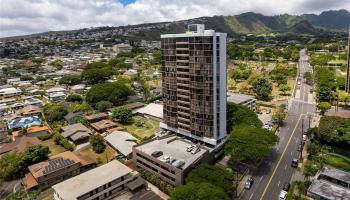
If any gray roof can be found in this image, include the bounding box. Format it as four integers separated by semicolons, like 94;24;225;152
135;135;208;170
317;167;350;184
308;180;350;200
227;93;256;105
64;112;84;121
105;131;137;156
52;160;133;200
61;123;91;141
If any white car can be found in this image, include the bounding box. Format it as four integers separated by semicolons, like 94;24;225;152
302;135;307;142
297;81;301;85
279;190;288;200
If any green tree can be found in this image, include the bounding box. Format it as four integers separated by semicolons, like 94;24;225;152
96;101;113;112
68;102;92;113
252;77;272;100
86;81;134;106
272;104;287;125
59;75;82;85
66;94;83;102
227;102;262;132
90;135;106;153
170;182;229;200
186;164;234;196
35;75;46;82
225;125;278;163
112;106;132;124
43;103;68;123
317;102;331;115
20;75;34;81
82;61;114;84
279;84;291;95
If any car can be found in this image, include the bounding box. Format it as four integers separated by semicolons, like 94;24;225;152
297;81;301;85
283;182;290;191
186;144;196;152
302;135;307;142
279;190;288;200
151;151;163;157
191;147;200;154
244;177;254;189
291;158;298;167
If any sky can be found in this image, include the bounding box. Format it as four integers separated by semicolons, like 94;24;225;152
0;0;349;38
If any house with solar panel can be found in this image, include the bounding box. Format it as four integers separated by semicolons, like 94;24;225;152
22;151;96;190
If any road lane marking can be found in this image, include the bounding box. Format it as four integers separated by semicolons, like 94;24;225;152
249;194;254;200
277;181;280;187
260;176;264;183
260;113;303;200
284;165;287;170
291;152;293;156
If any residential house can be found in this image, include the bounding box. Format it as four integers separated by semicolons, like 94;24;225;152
0;87;21;97
85;113;108;123
24;97;43;107
61;123;92;144
124;102;146;114
0;98;16;105
71;84;86;94
123;69;138;78
46;92;66;102
23;151;95;190
0;136;40;156
27;126;51;137
15;105;42;117
90;120;117;133
105;131;138;159
52;160;143;200
64;112;84;125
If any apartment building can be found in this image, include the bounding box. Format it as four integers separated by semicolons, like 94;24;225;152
133;135;209;185
52;160;140;200
160;24;227;146
23;151;95;190
346;27;350;93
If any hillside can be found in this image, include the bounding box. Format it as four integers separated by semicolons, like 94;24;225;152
1;9;349;41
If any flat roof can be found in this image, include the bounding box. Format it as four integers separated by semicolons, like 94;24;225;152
52;160;133;200
135;135;207;169
227;93;256;105
135;103;163;119
105;131;137;156
317;167;350;184
308;180;350;200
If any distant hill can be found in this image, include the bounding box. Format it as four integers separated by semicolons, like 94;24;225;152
1;9;349;41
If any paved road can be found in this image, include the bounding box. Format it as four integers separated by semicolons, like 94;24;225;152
240;49;316;200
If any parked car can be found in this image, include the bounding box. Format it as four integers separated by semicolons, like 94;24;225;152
151;151;163;157
283;182;290;191
279;190;288;200
291;158;298;168
302;135;307;142
244;177;254;189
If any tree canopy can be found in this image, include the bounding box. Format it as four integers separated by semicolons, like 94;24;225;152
86;81;134;106
252;77;272;100
43;103;68;123
112;106;133;124
82;61;114;84
224;125;278;162
59;74;82;85
90;135;106;153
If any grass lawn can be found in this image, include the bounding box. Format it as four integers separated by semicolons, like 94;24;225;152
324;154;350;172
79;146;117;166
118;116;160;140
42;139;66;156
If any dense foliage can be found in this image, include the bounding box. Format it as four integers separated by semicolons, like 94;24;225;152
43;103;68;123
96;101;113;112
224;125;278;162
252;76;272;100
112;106;133;124
66;94;83;102
315;67;337;102
170;164;233;200
59;74;82;85
89;135;106;153
0;145;50;181
85;81;134;106
82;61;114;84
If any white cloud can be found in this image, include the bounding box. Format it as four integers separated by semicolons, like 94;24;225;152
0;0;349;37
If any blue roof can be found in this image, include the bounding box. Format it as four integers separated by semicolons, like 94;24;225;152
8;116;42;130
